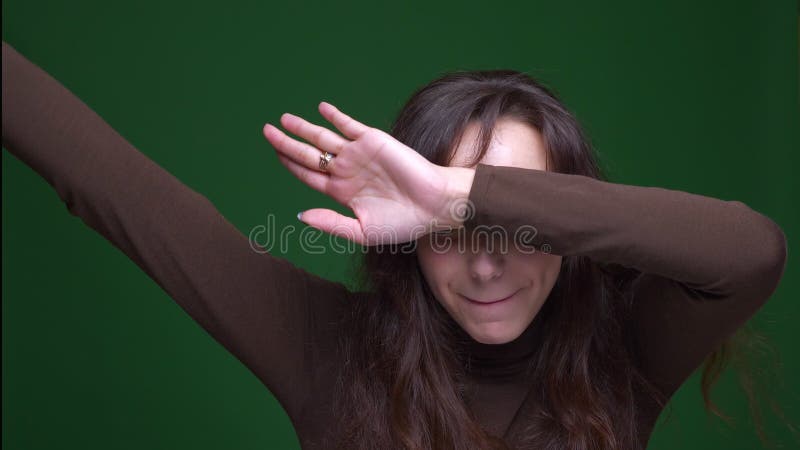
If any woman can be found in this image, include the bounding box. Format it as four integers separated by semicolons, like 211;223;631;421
2;41;788;449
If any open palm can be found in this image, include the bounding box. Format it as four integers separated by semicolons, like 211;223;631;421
262;101;459;246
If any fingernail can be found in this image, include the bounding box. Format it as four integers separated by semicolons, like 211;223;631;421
297;211;304;221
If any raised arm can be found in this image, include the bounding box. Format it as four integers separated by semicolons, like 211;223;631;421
462;163;788;397
1;41;353;421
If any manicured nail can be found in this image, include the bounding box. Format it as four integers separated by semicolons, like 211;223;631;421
297;211;304;221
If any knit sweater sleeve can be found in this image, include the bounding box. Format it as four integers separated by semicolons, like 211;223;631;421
464;163;788;398
1;41;351;422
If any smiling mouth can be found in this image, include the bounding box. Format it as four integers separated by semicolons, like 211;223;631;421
461;290;519;305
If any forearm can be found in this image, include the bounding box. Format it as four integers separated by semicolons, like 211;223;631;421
462;163;787;298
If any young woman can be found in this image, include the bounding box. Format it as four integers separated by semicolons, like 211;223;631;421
2;40;788;449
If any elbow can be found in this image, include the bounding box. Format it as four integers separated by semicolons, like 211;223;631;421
736;204;788;301
757;219;788;298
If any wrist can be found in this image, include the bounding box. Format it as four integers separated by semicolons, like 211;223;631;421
436;166;476;229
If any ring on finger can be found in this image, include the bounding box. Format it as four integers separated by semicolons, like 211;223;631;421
319;151;334;172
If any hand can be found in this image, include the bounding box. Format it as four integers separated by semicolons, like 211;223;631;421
262;101;474;246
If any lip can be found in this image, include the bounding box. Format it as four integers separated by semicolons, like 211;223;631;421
460;289;520;306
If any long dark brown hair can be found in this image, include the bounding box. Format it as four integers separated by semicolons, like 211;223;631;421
325;70;776;449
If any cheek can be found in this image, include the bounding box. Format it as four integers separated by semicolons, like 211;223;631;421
539;254;563;278
509;252;563;285
416;244;461;299
541;257;563;293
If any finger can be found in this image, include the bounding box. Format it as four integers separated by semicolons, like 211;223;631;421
275;152;330;195
299;208;366;246
318;101;371;140
263;123;333;173
279;112;348;155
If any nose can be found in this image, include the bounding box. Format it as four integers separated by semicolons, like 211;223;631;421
468;248;505;283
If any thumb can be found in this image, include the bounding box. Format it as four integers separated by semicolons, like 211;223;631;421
298;208;366;245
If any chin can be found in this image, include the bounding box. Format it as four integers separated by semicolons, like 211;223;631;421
469;322;522;345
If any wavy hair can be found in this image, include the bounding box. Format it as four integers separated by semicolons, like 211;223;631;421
326;70;774;449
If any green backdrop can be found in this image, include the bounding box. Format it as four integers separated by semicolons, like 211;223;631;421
3;1;798;449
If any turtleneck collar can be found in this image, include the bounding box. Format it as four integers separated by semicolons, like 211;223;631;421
448;310;546;383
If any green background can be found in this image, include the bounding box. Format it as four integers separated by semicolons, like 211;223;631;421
3;1;798;448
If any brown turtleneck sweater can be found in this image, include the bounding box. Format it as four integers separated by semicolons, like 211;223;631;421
2;41;788;449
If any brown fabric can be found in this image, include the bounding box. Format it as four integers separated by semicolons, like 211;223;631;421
2;41;788;449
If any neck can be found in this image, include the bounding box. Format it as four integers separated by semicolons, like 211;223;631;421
447;312;546;382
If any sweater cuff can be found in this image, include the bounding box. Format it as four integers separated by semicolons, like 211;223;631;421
464;163;495;229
